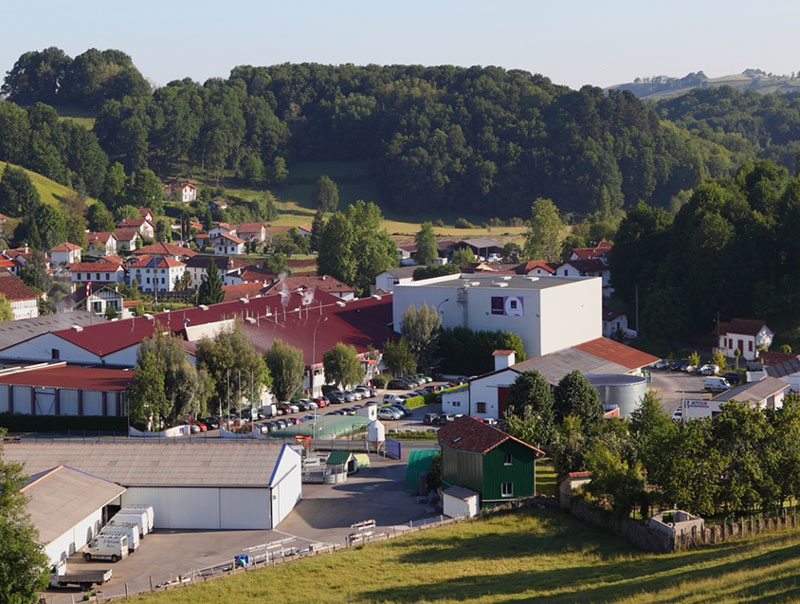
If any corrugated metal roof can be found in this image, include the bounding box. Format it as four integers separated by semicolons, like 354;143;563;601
573;338;659;370
711;377;789;404
442;485;479;500
0;364;134;391
5;441;287;488
22;466;126;544
0;311;101;352
766;358;800;378
513;347;630;385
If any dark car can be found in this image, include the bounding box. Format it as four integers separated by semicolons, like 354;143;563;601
386;379;410;390
326;392;345;404
423;412;440;425
436;414;455;425
203;417;220;430
723;372;741;385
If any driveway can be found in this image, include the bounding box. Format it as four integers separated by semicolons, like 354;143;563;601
648;369;708;412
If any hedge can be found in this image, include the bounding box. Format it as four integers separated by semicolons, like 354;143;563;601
0;413;128;433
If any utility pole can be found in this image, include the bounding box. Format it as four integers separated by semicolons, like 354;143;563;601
635;284;639;333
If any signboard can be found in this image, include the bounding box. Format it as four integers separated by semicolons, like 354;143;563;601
490;296;524;317
686;400;708;408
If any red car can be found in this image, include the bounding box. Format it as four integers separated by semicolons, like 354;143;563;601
190;419;208;432
314;397;327;408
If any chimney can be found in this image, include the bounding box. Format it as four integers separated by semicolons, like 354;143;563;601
492;349;516;371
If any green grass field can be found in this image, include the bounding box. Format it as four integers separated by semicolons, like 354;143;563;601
536;459;557;497
132;509;800;603
0;161;98;209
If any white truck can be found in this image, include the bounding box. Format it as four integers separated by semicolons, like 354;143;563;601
113;510;149;537
101;523;140;551
83;534;128;562
49;561;112;590
120;504;155;532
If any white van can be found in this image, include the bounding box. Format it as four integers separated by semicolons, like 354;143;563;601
113;511;149;537
84;534;128;562
120;505;155;531
705;376;731;392
100;525;140;551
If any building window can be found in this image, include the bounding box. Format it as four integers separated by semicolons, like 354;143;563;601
452;400;460;407
504;453;512;466
501;482;514;497
748;341;753;352
96;273;100;280
51;349;59;360
476;402;486;414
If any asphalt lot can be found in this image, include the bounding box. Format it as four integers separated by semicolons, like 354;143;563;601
647;368;709;412
42;455;433;603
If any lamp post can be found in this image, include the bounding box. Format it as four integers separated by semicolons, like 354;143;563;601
312;315;328;397
436;298;450;319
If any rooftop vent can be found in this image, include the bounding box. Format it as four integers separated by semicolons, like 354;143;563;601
239;298;250;303
372;294;382;300
492;282;509;287
453;436;462;443
143;314;154;320
199;305;209;310
524;276;539;282
70;325;83;332
336;301;346;307
245;317;256;324
470;281;480;286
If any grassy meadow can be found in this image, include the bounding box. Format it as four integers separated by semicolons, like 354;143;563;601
132;508;800;604
0;160;98;209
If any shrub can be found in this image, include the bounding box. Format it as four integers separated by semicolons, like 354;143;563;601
372;375;387;389
433;218;445;227
454;217;477;229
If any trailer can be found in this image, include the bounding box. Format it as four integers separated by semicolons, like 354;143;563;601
49;561;112;590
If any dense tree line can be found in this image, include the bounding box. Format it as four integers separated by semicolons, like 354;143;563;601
2;49;744;218
611;159;800;341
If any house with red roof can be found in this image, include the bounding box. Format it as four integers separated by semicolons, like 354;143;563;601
208;222;236;240
117;218;154;239
114;228;141;252
516;260;558;277
68;262;126;285
236;267;277;285
571;241;613;264
2;246;50;276
137;208;154;222
163;181;197;203
716;318;774;362
128;256;186;293
264;275;355;301
87;232;118;257
236;222;267;243
50;242;82;266
438;416;544;508
556;258;612;296
0;271;39;320
214;232;245;255
133;242;196;262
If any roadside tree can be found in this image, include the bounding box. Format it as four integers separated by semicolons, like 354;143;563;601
400;302;441;371
265;339;305;401
381;337;418;377
323;343;364;389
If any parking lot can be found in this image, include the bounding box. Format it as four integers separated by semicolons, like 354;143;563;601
648;368;710;412
42;454;435;603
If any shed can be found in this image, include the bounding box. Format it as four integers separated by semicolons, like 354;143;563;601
406;449;439;491
4;441;301;530
442;485;480;519
326;450;358;474
353;453;371;470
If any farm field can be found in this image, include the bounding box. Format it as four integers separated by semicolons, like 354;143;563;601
131;508;800;604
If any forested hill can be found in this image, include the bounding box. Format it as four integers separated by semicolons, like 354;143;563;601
610;70;800;101
1;48;738;217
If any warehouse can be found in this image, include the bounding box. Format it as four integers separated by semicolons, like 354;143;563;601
21;465;126;566
4;441;302;530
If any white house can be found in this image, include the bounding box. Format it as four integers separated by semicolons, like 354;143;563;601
214;233;246;255
393;273;602;359
164;182;197;203
209;223;237;240
518;260;558;277
117;218;154;239
128;256;186;293
602;307;629;339
717;318;774;362
374;266;417;293
68;262;127;285
49;242;82;266
765;356;800;392
236;222;267;243
556;259;612;296
0;271;39;320
681;377;789;421
87;232;118;257
114;228;141;252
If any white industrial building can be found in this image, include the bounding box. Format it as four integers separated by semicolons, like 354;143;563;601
392;273;601;358
21;465;126;566
5;441;302;531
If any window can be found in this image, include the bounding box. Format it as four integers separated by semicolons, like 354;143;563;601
501;482;514;497
476;402;486;414
491;296;504;315
748;341;753;352
504;453;512;466
51;349;60;360
452;400;460;407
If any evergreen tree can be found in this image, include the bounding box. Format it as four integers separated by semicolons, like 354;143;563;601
0;165;41;217
400;302;441;371
126;350;168;430
265;339;306;401
197;259;224;305
311;175;339;212
310;209;325;253
20;250;51;291
101;161;127;209
553;370;604;426
414;221;438;265
87;201;115;232
505;370;555;445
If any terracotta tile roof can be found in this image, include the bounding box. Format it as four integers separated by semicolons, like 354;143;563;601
114;228;139;242
719;318;771;337
129;256;185;269
218;232;245;245
137;208;153;218
237;222;266;234
264;275;354;295
761;351;800;367
572;241;613;261
50;242;82;253
222;283;268;301
239;267;277;283
0;271;37;301
117;218;152;229
100;255;124;264
0;257;15;269
133;242;196;258
602;306;626;321
68;262;125;273
212;222;235;231
562;259;607;273
438;416;544;455
517;260;558;275
573;338;659;370
88;232;115;244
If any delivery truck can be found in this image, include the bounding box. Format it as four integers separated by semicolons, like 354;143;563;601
120;504;155;531
49;561;112;590
83;534;128;562
100;524;140;551
112;510;149;537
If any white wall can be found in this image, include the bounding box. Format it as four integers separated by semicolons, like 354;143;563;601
441;388;468;415
538;278;601;356
468;369;517;420
270;445;302;527
122;487;223;529
220;488;270;529
44;508;104;566
0;333;101;364
443;491;479;519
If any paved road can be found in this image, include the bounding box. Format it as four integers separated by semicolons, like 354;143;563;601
648;369;708;412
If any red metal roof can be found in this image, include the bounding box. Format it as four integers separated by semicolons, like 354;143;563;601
0;271;37;301
0;364;134;391
573;338;659;370
222;283;268;301
264;275;354;295
238;267;276;283
438;416;544;455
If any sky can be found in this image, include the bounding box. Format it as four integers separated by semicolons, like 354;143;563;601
3;0;800;90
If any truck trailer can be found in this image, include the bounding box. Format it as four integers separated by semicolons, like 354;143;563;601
49;561;112;590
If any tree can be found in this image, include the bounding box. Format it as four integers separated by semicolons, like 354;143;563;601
19;250;51;292
310;209;325;252
412;264;460;280
688;351;701;367
102;161;127;209
64;211;88;248
381;337;418;376
628;391;675;493
197;259;224;305
400;303;442;371
765;394;800;508
128;168;164;214
550;415;589;476
114;204;139;221
504;370;555;445
316;211;355;285
0;165;41;217
0;429;50;601
501;242;522;263
585;439;646;517
553;370;603;427
312;175;339;212
323;343;364;389
265;339;305;401
711;349;727;371
126;350;168;430
0;294;13;322
414;221;437;265
451;247;476;265
524;198;565;261
196;323;269;415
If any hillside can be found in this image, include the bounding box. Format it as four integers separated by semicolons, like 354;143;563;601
132;509;800;603
0;161;98;209
610;70;800;101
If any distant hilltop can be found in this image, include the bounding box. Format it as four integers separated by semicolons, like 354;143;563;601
608;69;800;100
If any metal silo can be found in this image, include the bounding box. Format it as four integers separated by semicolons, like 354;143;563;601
587;374;647;418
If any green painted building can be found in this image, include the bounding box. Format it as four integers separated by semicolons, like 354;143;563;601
438;416;544;504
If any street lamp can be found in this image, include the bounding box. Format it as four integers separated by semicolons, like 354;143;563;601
436;298;450;317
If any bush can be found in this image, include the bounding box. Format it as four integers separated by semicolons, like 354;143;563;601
0;413;127;433
454;217;477;229
372;375;387;389
433;218;445;227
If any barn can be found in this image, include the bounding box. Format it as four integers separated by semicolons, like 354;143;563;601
4;441;302;530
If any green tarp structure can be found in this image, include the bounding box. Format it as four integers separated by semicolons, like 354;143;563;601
353;453;370;469
272;416;369;439
406;448;439;491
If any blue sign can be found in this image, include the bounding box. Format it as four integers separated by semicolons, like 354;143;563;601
385;438;401;460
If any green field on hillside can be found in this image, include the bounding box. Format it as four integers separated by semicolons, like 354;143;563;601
0;161;98;209
133;509;800;603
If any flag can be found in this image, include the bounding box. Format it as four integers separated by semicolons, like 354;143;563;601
86;282;91;311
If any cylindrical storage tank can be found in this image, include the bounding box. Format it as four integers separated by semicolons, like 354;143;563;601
587;374;647;418
367;420;385;444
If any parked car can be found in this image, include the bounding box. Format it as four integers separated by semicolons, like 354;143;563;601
313;397;327;408
203;417;220;430
386;379;410;390
652;359;670;370
190;419;208;432
276;402;292;414
672;407;683;422
671;360;686;371
723;372;741;385
383;393;402;404
484;418;498;426
699;364;719;376
391;405;413;417
423;412;440;425
436;414;455;425
377;407;400;420
327;392;345;404
288;403;300;413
